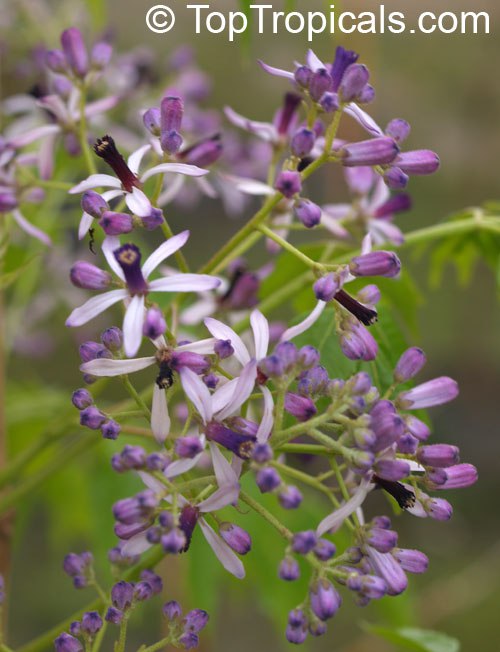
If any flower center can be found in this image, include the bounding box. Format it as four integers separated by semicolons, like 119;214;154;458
114;244;149;296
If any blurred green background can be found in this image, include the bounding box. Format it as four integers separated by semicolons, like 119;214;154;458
1;0;500;650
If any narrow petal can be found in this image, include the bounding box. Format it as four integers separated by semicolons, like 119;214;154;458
9;124;60;148
142;231;190;279
176;338;216;355
80;357;155;377
211;378;239;416
157;174;186;206
316;479;371;536
38;133;57;180
257;59;295;81
78;212;94;241
127;144;151;175
66;289;127;327
197;486;240;513
343;103;384;137
222;174;275;196
180;298;216;326
141;163;209;183
250;310;269;360
307;49;325;72
216;360;257;421
70;174;120;194
84;95;120;118
199;519;245;579
148;274;221;293
204;318;250;365
121;533;152;556
256;386;274;443
224;107;277;142
209;442;239;489
125;187;152;218
179;367;213;422
165;455;204;479
138;471;166;494
11;209;51;246
280;301;326;342
123;295;145;357
151;384;171;443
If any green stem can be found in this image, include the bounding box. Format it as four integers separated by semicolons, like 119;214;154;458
78;87;97;175
115;613;130;652
257;224;321;270
160;222;190;273
121;377;151;420
240;491;292;540
138;635;174;652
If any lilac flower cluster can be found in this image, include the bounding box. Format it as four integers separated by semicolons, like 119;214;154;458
1;24;478;652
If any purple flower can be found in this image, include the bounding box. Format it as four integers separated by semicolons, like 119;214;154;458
394;347;427;383
54;633;83;652
341;138;399;167
397;377;459;409
219;523;252;555
163;600;182;620
310;580;342;621
278;485;303;510
111;581;135;611
293;199;322;228
349;251;401;278
61;28;88;78
284;393;317;422
279;557;300;581
292;531;317;555
275;171;302;198
81;612;103;636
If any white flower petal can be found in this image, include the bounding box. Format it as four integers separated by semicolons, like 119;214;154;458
307;49;325;72
165;455;204;479
216;360;257;421
198;486;240;513
280;301;326;342
123;294;145;357
224;107;277;143
257;59;295;81
70;174;121;194
141;163;209;183
176;338;216;355
199;519;245;579
211;378;239;416
316;479;372;536
66;289;127;327
102;189;124;202
223;174;275;196
125;187;152;218
195;175;218;198
84;95;120;118
256;386;274;443
343;103;384;137
138;471;166;494
204;318;250;365
250;310;269;360
181;298;217;326
78;212;94;241
361;233;373;255
157;174;186;206
142;231;190;279
38;133;57;180
179;367;213;422
151;385;171;443
121;533;152;556
80;357;155;377
127;144;151;175
102;235;126;281
11;209;51;246
9;124;60;148
209;442;239;489
148;274;221;293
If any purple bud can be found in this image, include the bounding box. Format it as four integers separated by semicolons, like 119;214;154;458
183;609;209;633
417;444;460;468
214;339;234;359
288;608;308;628
386;119;411;143
161;528;187;554
160;97;184;154
320;92;339;113
181;135;222;167
294;199;321;228
393;548;429;574
405;415;431;441
0;193;18;213
342;138;399;167
105;607;123;625
111;581;135;611
141;207;164;231
45;49;67;73
278;485;303;510
146;453;170;472
175;436;204;459
350;251;401;278
158;511;175;529
357;284;381;306
339;64;370;102
120;445;147;470
203;373;219;389
80;340;107;362
101;327;123;352
284;393;317;422
69;622;81;637
374;193;412;218
61;28;88;78
219;523;252;555
291;531;317;555
141;570;163;595
384;167;409;189
374;459;410;482
426;498;453;521
274;341;299;372
101;420;121;440
258;355;284;379
163;600;182;620
143;108;161;136
310;580;342;621
358;84;375;104
340;325;378;362
171;351;210;375
113;490;157;525
398;433;419;455
81;191;108;218
309;68;333;102
314;274;339;302
331;46;359;91
72;389;93;410
256;467;281;493
309;621;328;637
431;463;478;490
297;346;320;369
99;211;133;236
294;66;312;88
291;128;315;158
394;347;426;382
80;406;107;430
91;42;112;69
298;366;330;397
279;557;300;581
143;307;166;339
314;539;336;562
366;527;398;553
70;262;112;290
396;150;440;175
275;171;302;199
398;377;459;410
286;624;308;645
81;612;103;636
134;581;153;602
179;633;199;649
252;443;273;464
54;633;83;652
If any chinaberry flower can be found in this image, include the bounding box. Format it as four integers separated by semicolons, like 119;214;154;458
67;230;221;357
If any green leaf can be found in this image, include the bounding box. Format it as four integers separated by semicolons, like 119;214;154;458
0;254;39;290
364;624;460;652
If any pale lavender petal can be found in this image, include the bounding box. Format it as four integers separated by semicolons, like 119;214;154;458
216;360;257;421
38;133;57;180
204;318;249;365
258;59;295;81
256;386;274;443
321;212;351;240
66;289;127;327
361;234;373;255
151;384;171;443
307;49;324;72
102;189;123;202
9;124;60;148
123;294;145;357
157;174;185;206
148;275;221;293
80;356;155;377
197;486;240;513
138;471;166;494
11;209;51;245
322;203;352;220
125;187;152;218
142;230;190;279
199;519;245;579
121;533;152;556
176;338;216;355
370;177;391;210
211;379;239;416
101;235;126;281
250;310;269;360
70;174;120;194
78;212;94;241
209;442;239;489
224;107;277;142
343;103;384;137
165;452;205;479
195;175;218;199
180;297;216;326
38;95;69;122
316;479;371;536
84;95;120;118
179;367;213;422
366;546;408;595
223;175;275;196
280;301;326;342
141;163;209;183
127;144;151;175
369;220;405;246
